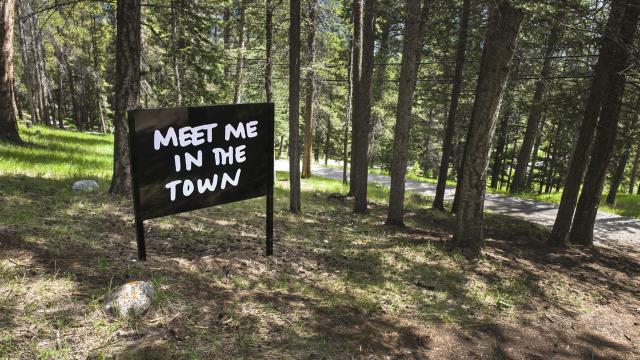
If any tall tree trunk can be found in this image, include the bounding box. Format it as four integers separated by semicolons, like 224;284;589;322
12;78;22;121
348;0;362;195
490;101;513;189
325;114;331;165
33;21;51;126
342;43;353;184
56;60;64;127
264;0;275;102
386;0;431;225
526;115;546;189
288;0;302;212
91;17;105;133
16;6;38;125
511;21;562;193
171;0;182;105
567;3;639;246
367;17;392;162
629;142;640;194
223;6;231;77
451;1;523;255
432;0;470;210
549;0;637;246
65;61;81;130
301;1;317;179
351;0;376;213
277;135;284;158
0;0;21;143
233;0;247;104
109;0;141;196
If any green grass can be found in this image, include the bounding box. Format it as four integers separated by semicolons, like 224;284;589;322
0;125;113;181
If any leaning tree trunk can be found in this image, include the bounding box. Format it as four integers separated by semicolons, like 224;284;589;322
0;0;21;143
352;0;376;213
451;1;523;256
549;0;637;246
233;0;247;104
288;0;302;213
510;20;562;193
567;3;638;246
453;53;519;213
301;1;317;179
386;0;431;225
432;0;470;210
109;0;141;196
605;147;631;206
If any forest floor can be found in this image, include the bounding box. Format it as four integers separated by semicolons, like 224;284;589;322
1;126;640;359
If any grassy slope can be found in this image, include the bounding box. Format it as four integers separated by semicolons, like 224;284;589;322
1;126;639;359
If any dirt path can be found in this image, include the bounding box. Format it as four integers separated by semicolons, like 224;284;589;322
275;160;640;245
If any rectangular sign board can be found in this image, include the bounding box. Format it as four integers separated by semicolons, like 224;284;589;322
128;103;274;260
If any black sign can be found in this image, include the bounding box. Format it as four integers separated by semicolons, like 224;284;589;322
128;103;274;260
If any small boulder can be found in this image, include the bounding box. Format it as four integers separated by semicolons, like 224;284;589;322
105;281;156;317
72;180;99;192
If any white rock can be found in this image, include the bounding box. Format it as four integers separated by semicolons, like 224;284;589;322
72;180;99;192
104;281;156;317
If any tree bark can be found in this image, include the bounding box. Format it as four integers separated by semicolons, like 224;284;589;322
526;115;546;190
510;21;562;193
16;4;38;125
351;0;376;213
0;0;21;143
386;0;431;225
342;43;353;185
605;147;630;206
432;0;470;210
233;0;247;104
32;18;51;126
348;0;362;195
171;0;182;105
549;0;637;246
367;17;391;162
288;0;302;212
265;0;275;102
451;1;523;255
109;0;141;196
567;2;639;246
490;100;513;189
223;6;231;77
325;114;331;165
301;1;316;179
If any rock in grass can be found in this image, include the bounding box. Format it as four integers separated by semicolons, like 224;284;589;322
104;281;156;317
72;180;99;192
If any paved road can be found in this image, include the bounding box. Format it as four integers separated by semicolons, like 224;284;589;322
275;160;640;245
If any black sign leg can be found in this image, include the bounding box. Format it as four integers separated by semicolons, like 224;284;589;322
135;217;147;261
266;185;274;256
